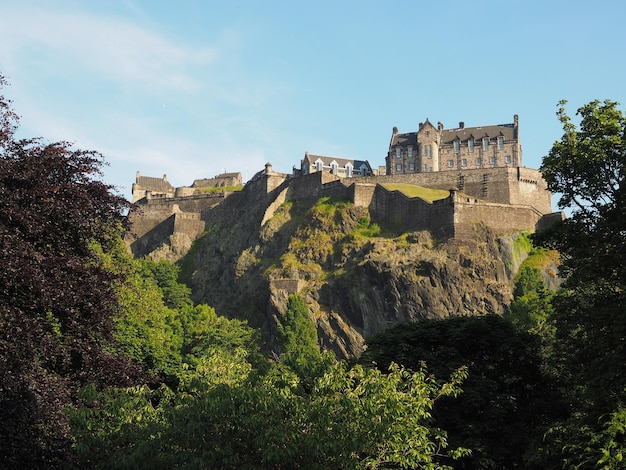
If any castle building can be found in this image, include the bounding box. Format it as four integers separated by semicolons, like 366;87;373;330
131;172;175;203
301;152;373;177
386;115;521;175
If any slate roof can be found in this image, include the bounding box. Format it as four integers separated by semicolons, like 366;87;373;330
304;153;371;169
390;122;517;147
440;123;516;145
136;175;174;191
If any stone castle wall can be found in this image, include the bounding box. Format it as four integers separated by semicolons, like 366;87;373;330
126;164;558;260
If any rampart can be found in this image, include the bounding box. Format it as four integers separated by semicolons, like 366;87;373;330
126;163;560;260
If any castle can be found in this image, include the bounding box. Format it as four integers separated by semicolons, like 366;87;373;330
126;116;561;260
386;116;521;175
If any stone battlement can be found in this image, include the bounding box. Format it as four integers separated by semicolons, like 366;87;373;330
126;163;559;261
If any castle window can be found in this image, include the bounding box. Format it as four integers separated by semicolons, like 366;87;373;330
396;147;401;158
408;146;413;158
448;160;454;168
483;138;489;151
454;140;460;154
498;136;504;150
505;155;511;164
461;159;467;167
396;163;402;172
476;157;482;167
469;138;474;153
490;157;496;165
409;162;415;171
423;164;428;171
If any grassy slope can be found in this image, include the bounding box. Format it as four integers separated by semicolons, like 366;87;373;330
380;183;449;203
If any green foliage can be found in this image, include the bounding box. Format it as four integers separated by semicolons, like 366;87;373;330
195;184;243;193
533;99;626;467
277;295;332;389
363;315;564;469
381;183;450;202
507;265;556;338
139;258;193;310
354;214;382;238
70;354;469;469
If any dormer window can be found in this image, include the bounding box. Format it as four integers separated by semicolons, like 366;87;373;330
498;136;504;150
468;137;474;153
345;164;352;177
483;138;489;151
315;160;323;172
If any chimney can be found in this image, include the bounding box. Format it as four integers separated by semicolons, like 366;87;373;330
392;126;398;134
437;121;444;131
459;121;464;129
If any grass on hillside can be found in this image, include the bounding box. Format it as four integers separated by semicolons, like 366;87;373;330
196;185;244;194
380;183;449;203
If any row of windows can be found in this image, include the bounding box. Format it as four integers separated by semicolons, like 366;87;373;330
395;155;512;172
395;137;506;158
447;155;512;167
314;161;363;177
455;136;505;154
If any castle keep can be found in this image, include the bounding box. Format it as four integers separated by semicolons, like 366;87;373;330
127;116;560;260
386;116;521;175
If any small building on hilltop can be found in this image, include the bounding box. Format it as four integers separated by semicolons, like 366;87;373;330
386;115;521;175
132;172;175;203
192;172;242;189
301;152;373;178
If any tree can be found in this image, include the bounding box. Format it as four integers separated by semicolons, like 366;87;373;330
276;294;332;389
535;99;626;467
70;353;469;469
0;74;145;467
539;99;626;289
362;315;564;469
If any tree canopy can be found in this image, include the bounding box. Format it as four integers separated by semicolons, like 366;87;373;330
535;99;626;467
0;74;151;467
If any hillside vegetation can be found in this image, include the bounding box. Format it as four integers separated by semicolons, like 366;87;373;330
183;192;536;357
380;182;450;202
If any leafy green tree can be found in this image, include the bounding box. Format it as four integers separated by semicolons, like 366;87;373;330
507;265;556;339
362;315;564;469
534;99;626;467
70;352;469;469
139;258;193;310
276;294;333;388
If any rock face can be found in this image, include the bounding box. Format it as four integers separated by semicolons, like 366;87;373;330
177;185;533;359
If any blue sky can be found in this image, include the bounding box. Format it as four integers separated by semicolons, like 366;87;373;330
1;0;624;201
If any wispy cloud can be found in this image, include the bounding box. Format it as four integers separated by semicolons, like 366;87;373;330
0;4;215;91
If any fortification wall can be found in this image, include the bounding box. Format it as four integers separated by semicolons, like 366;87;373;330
370;186;456;238
508;167;552;214
350;183;377;207
286;171;341;200
453;197;543;235
173;212;206;240
350;167;551;213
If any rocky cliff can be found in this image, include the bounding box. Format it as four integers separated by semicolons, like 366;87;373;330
167;183;543;359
